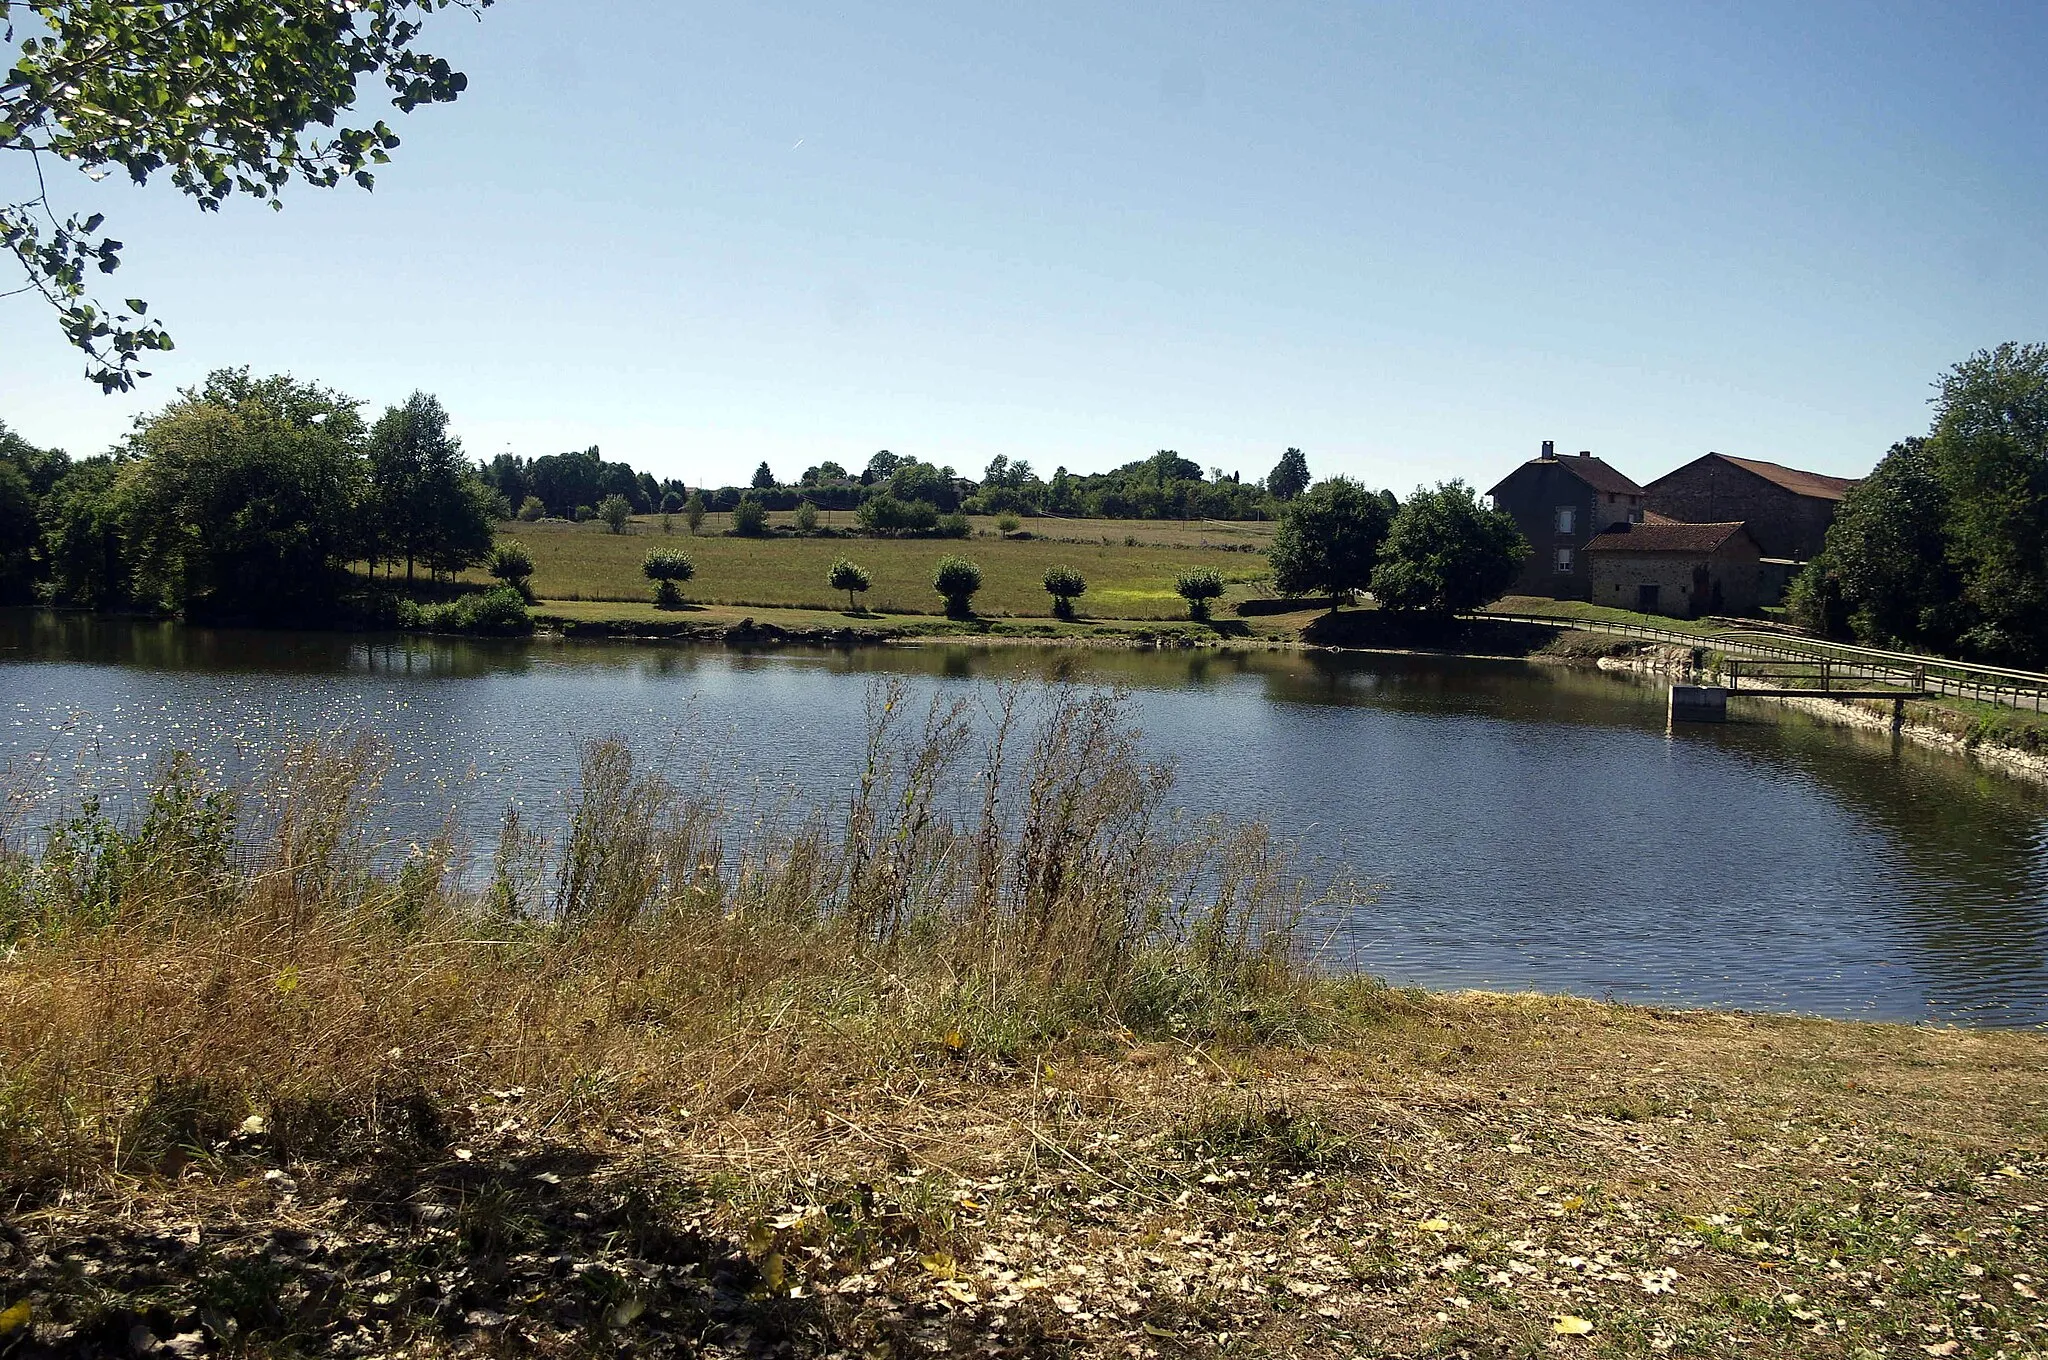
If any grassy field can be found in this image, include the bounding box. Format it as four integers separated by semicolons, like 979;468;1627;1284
3;706;2042;1358
484;516;1271;620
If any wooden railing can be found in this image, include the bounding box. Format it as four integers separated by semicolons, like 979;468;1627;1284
1472;611;2048;714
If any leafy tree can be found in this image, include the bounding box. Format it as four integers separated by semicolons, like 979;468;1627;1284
573;504;593;522
857;493;939;535
487;538;535;601
0;458;34;600
1927;343;2048;663
828;557;872;611
732;495;768;536
933;556;982;617
598;494;633;534
792;500;819;532
863;449;903;484
1174;567;1225;620
642;548;695;608
660;490;684;514
1268;478;1393;606
886;459;960;510
367;391;488;579
2;0;492;390
935;511;971;539
751;461;776;490
1789;439;1958;647
1267;448;1311;502
36;456;124;605
517;495;545;522
120;370;367;620
1042;565;1086;619
684;491;706;533
996;513;1022;535
1369;480;1528;614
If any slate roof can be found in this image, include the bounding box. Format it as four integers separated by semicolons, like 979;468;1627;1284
1655;454;1858;501
1487;454;1646;498
1583;521;1751;554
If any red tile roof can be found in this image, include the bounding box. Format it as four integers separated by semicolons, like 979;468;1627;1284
1654;454;1858;501
1584;521;1751;554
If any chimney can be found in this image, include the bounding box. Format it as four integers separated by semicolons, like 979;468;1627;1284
1541;439;1555;458
1579;450;1592;458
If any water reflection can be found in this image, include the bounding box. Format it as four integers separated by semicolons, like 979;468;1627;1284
4;609;2045;1026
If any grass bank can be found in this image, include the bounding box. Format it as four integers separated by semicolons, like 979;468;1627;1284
2;688;2044;1357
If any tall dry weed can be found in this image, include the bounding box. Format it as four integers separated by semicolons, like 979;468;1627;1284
0;682;1347;1191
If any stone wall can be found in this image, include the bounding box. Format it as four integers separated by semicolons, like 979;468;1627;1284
1646;460;1838;561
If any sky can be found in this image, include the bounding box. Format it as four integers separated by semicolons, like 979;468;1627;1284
3;0;2045;491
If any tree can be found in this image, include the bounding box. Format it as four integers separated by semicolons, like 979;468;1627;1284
1174;567;1225;620
1789;439;1959;648
0;459;34;600
1268;477;1393;606
684;491;706;534
642;548;695;608
1369;480;1528;614
120;370;367;620
1042;565;1086;619
367;391;489;579
2;0;492;391
598;494;633;534
1268;448;1311;501
732;495;768;536
828;558;872;612
517;495;545;522
857;493;939;535
39;455;126;606
792;500;819;532
487;538;535;601
1927;343;2048;663
886;460;960;510
751;461;776;489
933;556;982;617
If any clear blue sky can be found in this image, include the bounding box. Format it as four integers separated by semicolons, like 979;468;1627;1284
3;0;2044;491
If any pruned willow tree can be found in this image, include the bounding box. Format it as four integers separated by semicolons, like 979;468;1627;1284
2;0;491;391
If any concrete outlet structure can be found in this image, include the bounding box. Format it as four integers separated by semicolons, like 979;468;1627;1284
1668;685;1729;723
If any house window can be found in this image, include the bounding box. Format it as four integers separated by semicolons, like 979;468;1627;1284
1554;547;1575;573
1554;506;1575;534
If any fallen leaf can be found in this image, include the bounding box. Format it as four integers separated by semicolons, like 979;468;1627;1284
1552;1314;1595;1336
0;1301;29;1336
1418;1217;1451;1232
1924;1344;1959;1357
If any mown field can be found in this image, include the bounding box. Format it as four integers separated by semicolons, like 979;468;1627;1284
482;516;1272;619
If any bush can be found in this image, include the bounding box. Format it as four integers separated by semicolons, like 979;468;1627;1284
1175;567;1225;620
996;513;1022;535
598;495;633;534
643;549;695;608
828;557;873;611
732;496;768;537
660;491;684;514
857;493;939;535
684;492;706;534
936;511;971;539
1043;565;1086;619
487;539;536;602
933;556;982;617
399;586;533;636
573;504;594;522
517;495;545;522
793;500;819;533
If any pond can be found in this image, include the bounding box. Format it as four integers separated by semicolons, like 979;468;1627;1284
5;609;2046;1026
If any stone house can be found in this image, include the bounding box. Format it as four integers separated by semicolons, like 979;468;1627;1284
1583;520;1762;618
1644;453;1857;562
1486;441;1649;601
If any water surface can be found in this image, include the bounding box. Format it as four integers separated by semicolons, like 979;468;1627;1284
5;610;2045;1026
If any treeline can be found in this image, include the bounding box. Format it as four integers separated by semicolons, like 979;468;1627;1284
1791;344;2048;667
488;446;1308;524
0;370;504;622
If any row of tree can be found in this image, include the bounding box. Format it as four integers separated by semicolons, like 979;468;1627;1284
1266;477;1529;614
1;370;500;621
1791;344;2048;667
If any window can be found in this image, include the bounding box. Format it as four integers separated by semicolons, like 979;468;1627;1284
1554;506;1575;534
1554;547;1575;573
